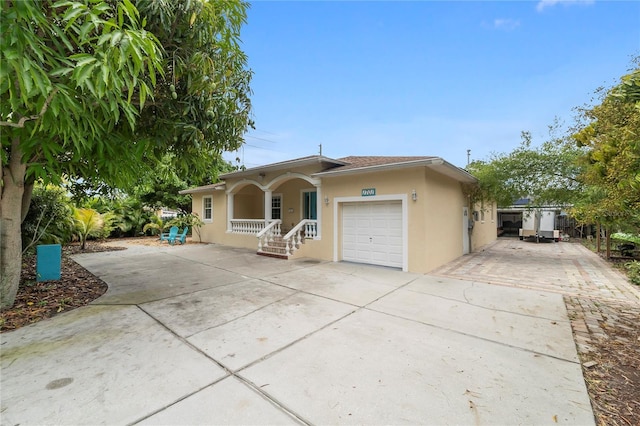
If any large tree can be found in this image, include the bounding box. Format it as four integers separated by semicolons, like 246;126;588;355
572;65;640;232
1;0;253;309
466;126;586;209
1;0;162;309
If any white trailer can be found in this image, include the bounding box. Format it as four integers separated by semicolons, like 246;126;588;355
519;209;560;242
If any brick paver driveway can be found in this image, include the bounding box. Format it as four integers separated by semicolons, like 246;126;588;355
433;237;640;354
434;238;640;303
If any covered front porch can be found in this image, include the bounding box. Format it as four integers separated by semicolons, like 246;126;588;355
225;172;323;257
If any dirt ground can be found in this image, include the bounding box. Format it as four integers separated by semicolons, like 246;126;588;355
1;237;638;426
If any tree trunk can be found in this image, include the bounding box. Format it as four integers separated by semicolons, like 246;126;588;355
1;138;26;310
605;228;611;259
21;180;34;223
596;223;601;253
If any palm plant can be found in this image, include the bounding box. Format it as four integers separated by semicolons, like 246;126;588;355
73;208;105;250
143;214;167;236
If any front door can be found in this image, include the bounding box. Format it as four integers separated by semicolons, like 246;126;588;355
303;191;317;220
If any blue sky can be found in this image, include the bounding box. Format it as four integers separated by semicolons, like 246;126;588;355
226;0;639;168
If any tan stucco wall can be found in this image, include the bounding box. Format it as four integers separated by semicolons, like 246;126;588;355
271;179;317;233
471;201;497;251
419;169;468;272
234;185;263;219
188;164;496;273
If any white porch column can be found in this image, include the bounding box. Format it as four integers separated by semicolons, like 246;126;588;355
226;192;234;232
315;184;322;239
264;190;272;226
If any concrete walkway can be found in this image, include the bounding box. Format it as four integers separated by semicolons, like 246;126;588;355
1;242;597;425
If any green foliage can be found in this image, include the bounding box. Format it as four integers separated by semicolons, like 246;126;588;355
131;156;238;213
572;61;640;231
466;125;585;208
125;0;254;186
1;0;164;188
612;68;640;108
106;197;151;237
166;212;205;241
73;208;105;250
611;233;640;245
79;195;151;237
2;0;253;309
142;215;167;236
624;261;640;286
2;0;252;197
21;184;75;252
99;212;120;239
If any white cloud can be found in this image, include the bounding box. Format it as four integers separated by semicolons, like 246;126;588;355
493;18;520;31
536;0;595;13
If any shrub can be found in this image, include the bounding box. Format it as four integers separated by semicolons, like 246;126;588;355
22;184;75;252
625;261;640;286
143;215;167;236
611;233;640;245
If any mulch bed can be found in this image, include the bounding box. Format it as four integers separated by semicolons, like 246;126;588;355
567;298;640;426
0;241;123;332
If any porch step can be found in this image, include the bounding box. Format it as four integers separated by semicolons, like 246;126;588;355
257;251;289;260
258;236;289;259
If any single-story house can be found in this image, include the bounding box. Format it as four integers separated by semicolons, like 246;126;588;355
180;155;496;273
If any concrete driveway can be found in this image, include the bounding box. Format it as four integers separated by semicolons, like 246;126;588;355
1;242;595;425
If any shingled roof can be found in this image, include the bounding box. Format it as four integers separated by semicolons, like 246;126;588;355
181;154;476;194
333;156;439;171
313;155;476;183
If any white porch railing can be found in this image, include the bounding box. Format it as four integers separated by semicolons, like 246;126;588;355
230;219;271;234
256;220;282;252
282;219;317;256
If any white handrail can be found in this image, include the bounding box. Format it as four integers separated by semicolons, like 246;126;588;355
257;220;282;252
257;219;282;239
282;219;310;240
230;219;268;234
283;219;317;255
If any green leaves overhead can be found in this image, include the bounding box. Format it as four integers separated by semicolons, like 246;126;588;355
133;0;253;183
1;0;253;190
1;0;164;188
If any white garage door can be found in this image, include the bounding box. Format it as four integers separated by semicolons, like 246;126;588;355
342;201;403;268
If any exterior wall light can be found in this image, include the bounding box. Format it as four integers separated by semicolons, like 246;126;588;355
324;196;330;205
411;189;417;201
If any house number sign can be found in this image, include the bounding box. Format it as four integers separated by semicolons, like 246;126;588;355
361;188;376;196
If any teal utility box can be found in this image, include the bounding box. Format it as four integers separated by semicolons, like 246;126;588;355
36;244;61;282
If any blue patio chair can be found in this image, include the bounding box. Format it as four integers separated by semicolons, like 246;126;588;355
160;226;179;243
171;227;189;245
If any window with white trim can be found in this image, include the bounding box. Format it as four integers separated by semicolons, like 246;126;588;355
202;196;213;222
272;194;282;220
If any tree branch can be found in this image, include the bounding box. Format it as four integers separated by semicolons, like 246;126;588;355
0;88;58;128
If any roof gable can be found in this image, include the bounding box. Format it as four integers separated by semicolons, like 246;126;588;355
219;155;346;179
181;154;477;194
313;156;477;183
333;156;438;172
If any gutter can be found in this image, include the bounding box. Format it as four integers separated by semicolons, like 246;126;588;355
179;183;226;195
